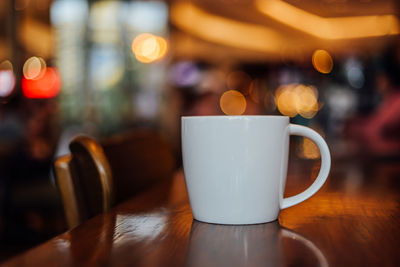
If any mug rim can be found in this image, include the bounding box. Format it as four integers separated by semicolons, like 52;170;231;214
182;115;289;120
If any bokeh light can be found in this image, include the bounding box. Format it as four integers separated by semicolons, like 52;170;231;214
302;137;320;159
275;84;298;117
132;33;168;63
22;67;61;98
220;90;247;115
169;61;201;87
296;85;319;118
345;58;365;89
23;57;47;80
275;83;319;118
299;127;325;159
312;50;333;74
0;60;16;97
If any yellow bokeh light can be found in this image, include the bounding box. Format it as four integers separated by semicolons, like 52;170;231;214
141;37;159;57
296;85;318;118
132;34;168;63
132;33;152;52
23;57;46;80
220;90;247;115
312;50;333;74
275;84;298;117
275;84;319;118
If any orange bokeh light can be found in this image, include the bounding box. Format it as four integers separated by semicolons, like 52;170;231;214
276;86;297;117
302;137;320;159
312;50;333;74
220;90;247;115
131;33;168;63
22;67;61;99
275;84;319;118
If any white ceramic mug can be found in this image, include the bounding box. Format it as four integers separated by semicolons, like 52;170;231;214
182;115;331;225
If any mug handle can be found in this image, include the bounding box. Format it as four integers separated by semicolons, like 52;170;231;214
281;124;331;209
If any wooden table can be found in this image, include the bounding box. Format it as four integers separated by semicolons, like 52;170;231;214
3;157;400;266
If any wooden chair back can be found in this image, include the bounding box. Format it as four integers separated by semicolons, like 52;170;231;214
54;136;113;229
54;130;175;229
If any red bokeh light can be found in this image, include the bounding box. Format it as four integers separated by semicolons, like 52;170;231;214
22;67;61;99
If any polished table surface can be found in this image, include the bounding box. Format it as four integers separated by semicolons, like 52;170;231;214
3;157;400;266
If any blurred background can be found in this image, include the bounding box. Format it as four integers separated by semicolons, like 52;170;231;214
0;0;399;261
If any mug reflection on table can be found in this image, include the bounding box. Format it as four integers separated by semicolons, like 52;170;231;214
186;221;328;267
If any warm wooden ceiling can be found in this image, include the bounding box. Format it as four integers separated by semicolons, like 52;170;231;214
170;0;400;62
